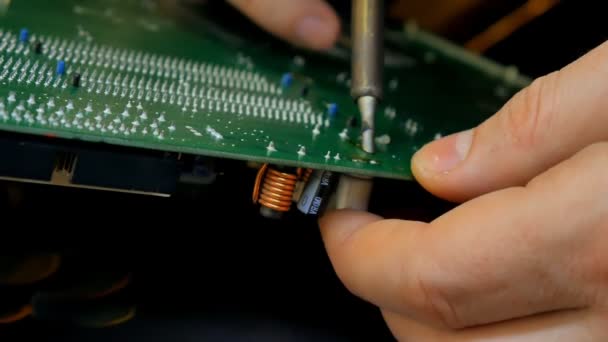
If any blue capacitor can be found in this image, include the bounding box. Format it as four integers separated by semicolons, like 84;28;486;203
280;73;293;87
56;60;66;75
328;103;338;118
19;28;29;43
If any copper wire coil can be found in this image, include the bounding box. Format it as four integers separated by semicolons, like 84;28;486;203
259;169;298;212
302;168;313;183
253;164;301;212
252;163;269;204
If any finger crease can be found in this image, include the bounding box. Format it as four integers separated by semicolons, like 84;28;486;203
417;273;463;330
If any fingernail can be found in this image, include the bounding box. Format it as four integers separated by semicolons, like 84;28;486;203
296;16;332;48
414;129;473;174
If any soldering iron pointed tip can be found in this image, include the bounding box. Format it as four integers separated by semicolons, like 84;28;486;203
358;96;376;154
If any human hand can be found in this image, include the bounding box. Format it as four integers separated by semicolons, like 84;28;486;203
319;41;608;340
226;0;341;51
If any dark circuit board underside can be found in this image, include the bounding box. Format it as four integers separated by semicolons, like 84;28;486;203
0;0;529;180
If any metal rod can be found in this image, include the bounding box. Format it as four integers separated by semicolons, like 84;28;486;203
351;0;384;154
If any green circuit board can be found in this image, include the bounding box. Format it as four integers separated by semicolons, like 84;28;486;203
0;0;529;180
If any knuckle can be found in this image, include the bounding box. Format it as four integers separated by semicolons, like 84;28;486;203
500;71;561;148
414;271;463;329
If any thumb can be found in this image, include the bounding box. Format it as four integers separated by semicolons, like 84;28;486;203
318;209;384;247
411;40;608;202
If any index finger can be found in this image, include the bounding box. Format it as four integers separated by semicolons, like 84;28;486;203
411;40;608;203
227;0;340;51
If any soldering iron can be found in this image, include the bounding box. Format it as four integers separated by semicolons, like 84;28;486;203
351;0;384;154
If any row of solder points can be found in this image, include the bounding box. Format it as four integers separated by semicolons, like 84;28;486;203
281;71;339;119
18;28;81;87
280;70;361;130
10;29;276;94
16;28;336;121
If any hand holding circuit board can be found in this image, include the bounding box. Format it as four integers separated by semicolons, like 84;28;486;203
1;0;607;338
229;1;608;340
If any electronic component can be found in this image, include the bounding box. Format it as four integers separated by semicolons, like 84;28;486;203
0;132;181;197
0;0;529;217
18;28;28;43
346;116;358;128
297;169;338;216
252;163;313;218
328;103;339;118
71;73;81;88
33;40;42;54
281;73;293;88
55;60;66;75
0;0;528;183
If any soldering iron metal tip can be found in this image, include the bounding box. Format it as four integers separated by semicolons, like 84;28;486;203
358;96;376;154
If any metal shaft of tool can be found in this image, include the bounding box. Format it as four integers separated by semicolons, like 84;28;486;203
351;0;384;154
358;96;377;153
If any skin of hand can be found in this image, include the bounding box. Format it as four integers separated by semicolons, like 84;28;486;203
318;40;608;340
226;0;341;51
